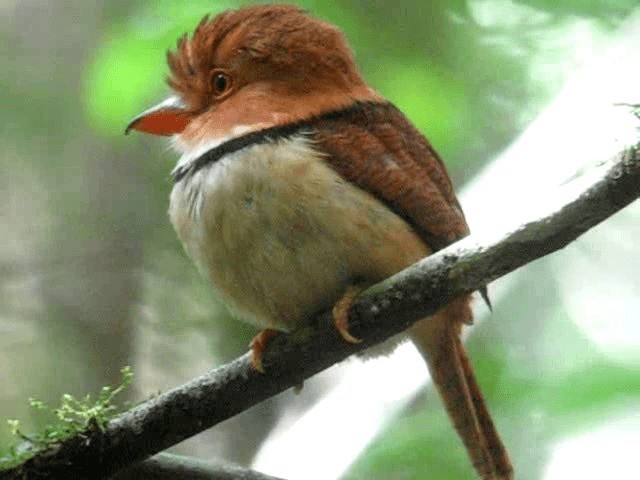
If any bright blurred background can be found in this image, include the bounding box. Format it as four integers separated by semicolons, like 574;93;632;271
1;1;639;479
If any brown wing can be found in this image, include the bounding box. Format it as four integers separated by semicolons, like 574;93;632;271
312;102;511;478
312;101;469;253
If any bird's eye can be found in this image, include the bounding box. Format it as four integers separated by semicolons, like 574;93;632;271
210;70;232;97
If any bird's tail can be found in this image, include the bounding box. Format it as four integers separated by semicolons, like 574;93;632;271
408;296;513;480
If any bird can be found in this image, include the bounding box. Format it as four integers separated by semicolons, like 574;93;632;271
126;5;513;479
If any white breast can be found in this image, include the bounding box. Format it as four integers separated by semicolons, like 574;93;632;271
168;135;428;331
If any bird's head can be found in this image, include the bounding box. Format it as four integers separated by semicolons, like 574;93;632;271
126;5;381;148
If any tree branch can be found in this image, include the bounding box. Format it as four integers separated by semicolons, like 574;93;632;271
2;144;638;480
112;453;284;480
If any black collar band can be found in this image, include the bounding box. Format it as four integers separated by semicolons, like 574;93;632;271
171;100;392;183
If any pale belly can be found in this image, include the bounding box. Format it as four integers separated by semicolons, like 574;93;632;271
169;136;429;331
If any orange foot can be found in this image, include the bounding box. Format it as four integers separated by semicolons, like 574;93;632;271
332;284;364;344
249;328;279;373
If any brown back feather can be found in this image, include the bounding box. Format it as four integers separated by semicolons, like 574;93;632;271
313;102;469;251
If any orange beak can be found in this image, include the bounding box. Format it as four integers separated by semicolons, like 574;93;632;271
125;96;191;136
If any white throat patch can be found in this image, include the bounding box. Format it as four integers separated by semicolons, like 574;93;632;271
169;124;256;176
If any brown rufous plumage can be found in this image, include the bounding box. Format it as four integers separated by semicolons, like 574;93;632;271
127;5;513;479
313;100;512;480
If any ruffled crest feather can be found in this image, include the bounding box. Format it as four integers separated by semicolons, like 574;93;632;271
166;5;363;112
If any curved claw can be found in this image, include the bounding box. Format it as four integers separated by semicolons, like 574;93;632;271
332;285;363;344
249;328;279;373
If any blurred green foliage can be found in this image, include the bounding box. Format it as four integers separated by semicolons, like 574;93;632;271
515;0;638;21
347;353;640;479
2;0;639;478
